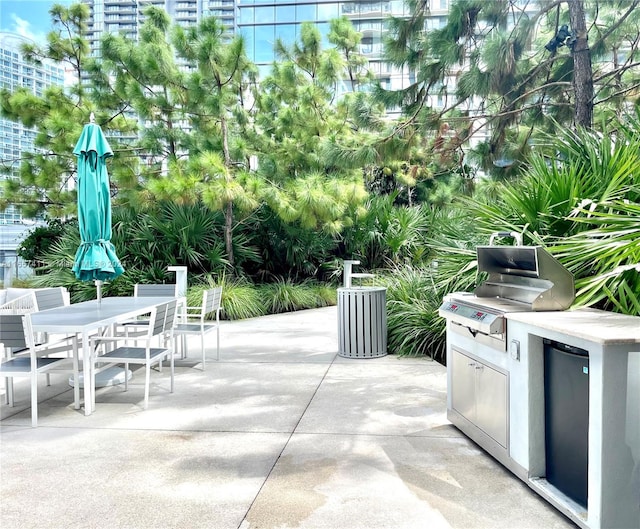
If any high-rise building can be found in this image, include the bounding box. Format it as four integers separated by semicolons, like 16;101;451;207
84;0;201;55
81;0;426;89
0;32;64;282
0;32;65;225
235;0;413;87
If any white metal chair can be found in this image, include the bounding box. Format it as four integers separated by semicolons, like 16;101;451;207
0;290;63;404
0;313;78;427
173;287;222;369
91;300;178;409
0;287;69;317
0;292;37;405
118;283;179;337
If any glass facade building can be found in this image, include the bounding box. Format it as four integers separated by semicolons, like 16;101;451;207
80;0;444;89
237;0;412;85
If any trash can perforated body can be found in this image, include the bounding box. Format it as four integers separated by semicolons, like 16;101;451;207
337;286;387;358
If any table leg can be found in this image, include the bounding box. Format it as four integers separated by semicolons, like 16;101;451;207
82;330;93;415
72;336;80;410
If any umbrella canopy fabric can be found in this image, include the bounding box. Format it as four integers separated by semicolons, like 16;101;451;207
71;121;124;282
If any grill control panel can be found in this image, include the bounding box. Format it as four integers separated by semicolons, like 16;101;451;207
440;301;496;322
438;299;506;337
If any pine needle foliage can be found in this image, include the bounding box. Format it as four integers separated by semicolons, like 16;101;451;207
378;0;640;176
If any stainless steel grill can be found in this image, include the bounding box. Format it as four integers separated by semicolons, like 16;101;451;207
439;232;574;350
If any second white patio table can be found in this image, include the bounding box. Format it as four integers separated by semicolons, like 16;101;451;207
29;296;184;415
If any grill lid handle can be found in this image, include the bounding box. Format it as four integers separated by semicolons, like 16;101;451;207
489;231;523;246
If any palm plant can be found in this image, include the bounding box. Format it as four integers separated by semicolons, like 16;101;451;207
242;205;339;281
441;118;640;314
115;202;231;276
374;206;481;361
553;200;640;314
466;121;640;242
398;116;640;360
30;203;233;301
341;194;433;270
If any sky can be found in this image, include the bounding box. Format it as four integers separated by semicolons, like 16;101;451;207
0;0;73;44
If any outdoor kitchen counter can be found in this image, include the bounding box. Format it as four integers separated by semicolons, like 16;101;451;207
506;307;640;345
503;309;640;529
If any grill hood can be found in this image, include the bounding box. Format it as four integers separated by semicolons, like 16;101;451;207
473;233;574;311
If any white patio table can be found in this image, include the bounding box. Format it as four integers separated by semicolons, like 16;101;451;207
29;296;184;415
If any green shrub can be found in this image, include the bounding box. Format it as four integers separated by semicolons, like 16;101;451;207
379;265;449;361
189;277;268;320
311;283;338;306
260;278;322;314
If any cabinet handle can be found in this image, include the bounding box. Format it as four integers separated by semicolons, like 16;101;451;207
475;365;484;370
468;362;476;367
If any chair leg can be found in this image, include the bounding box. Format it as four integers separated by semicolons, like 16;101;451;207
6;377;14;407
144;363;150;410
201;333;205;370
124;363;129;391
170;351;174;394
30;370;38;428
216;326;220;361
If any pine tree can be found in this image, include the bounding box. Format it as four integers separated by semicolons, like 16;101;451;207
0;3;135;217
379;0;640;175
252;22;370;233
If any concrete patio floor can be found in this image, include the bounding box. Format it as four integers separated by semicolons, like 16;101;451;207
0;306;578;529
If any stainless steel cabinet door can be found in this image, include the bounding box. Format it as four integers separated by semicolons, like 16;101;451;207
451;348;508;448
475;361;508;448
451;348;476;422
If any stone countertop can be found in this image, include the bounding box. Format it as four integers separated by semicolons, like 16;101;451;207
506;308;640;345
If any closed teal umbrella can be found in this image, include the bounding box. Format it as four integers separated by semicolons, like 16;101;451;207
72;114;124;300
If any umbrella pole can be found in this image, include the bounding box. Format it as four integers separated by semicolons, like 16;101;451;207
95;280;103;304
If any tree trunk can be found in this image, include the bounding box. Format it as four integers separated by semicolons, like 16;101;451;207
567;0;593;129
220;115;235;266
225;201;234;266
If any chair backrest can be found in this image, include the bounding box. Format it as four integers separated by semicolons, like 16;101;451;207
163;299;178;333
202;287;223;319
135;284;178;297
0;291;37;315
33;287;68;311
0;314;28;350
148;300;178;338
21;313;37;351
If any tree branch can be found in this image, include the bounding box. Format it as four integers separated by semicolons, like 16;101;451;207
591;0;640;51
595;80;640;105
594;61;640;85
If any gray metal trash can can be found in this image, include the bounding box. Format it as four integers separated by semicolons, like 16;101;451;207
337;286;387;358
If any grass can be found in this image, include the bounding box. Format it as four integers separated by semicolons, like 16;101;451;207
183;276;337;320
